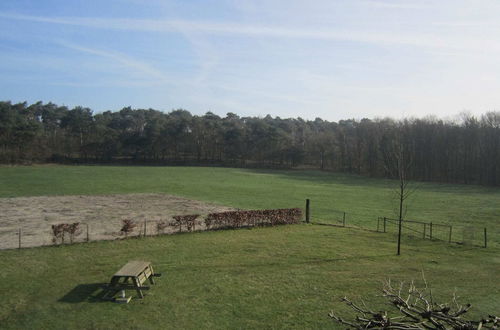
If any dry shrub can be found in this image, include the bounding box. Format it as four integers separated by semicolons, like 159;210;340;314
51;223;68;244
120;219;137;237
51;222;82;244
172;214;200;232
67;222;82;243
156;220;169;235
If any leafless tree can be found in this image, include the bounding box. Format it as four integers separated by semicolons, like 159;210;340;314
383;123;416;255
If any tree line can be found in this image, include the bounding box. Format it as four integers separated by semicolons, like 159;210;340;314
1;100;499;186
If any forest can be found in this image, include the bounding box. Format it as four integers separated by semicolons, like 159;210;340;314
0;100;499;186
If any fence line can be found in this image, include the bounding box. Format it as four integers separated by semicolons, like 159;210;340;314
310;206;490;248
0;208;302;250
379;217;487;248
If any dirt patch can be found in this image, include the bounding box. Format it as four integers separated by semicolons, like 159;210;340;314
0;193;236;249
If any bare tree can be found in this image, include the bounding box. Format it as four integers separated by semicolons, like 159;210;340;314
383;123;416;255
395;126;413;255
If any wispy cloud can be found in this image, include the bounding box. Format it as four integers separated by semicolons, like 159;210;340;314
360;0;430;9
3;11;499;54
170;27;220;85
58;41;171;83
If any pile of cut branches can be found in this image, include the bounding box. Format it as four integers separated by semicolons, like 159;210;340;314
329;277;498;329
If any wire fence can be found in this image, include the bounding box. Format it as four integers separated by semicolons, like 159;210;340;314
2;199;494;250
0;219;153;250
308;205;492;248
310;209;377;230
377;217;488;247
0;209;302;250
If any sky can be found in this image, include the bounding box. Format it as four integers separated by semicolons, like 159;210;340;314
1;0;500;121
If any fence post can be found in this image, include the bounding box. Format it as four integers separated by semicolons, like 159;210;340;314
484;228;487;248
144;220;147;237
305;199;310;223
423;223;426;239
377;217;380;232
448;226;452;243
18;228;21;250
383;217;387;233
397;218;402;256
342;212;346;227
86;223;89;242
430;222;433;240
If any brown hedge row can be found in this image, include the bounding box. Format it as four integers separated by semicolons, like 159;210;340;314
48;208;302;243
205;208;302;230
172;214;200;232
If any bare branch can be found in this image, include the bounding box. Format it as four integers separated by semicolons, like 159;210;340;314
330;278;498;329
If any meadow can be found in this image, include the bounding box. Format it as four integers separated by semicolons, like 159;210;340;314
0;165;499;329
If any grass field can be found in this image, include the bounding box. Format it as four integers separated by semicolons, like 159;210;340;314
1;165;499;243
0;165;499;329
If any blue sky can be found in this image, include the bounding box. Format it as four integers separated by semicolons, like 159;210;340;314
1;0;500;121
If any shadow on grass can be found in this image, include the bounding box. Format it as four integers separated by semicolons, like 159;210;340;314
164;253;396;272
58;283;109;303
243;168;499;195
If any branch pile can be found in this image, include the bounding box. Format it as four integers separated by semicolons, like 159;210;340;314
329;279;498;329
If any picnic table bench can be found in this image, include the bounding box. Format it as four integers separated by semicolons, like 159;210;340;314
102;260;160;301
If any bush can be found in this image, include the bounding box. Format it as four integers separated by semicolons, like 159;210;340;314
66;222;82;243
120;219;137;237
172;214;200;232
51;224;68;244
156;220;169;234
51;222;82;244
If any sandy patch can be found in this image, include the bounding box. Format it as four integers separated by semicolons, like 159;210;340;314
0;193;236;249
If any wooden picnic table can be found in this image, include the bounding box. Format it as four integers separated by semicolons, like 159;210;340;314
103;260;158;300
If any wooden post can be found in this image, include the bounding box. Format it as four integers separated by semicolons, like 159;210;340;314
305;199;310;223
377;218;380;232
430;222;433;240
448;226;452;243
143;220;147;237
18;228;21;250
383;217;386;233
86;223;89;242
423;223;426;239
397;217;402;255
484;228;487;248
342;212;346;227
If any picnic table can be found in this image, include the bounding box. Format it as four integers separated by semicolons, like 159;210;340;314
103;260;159;300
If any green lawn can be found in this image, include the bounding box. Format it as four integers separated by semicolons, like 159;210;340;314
0;165;499;329
1;165;499;244
0;225;498;329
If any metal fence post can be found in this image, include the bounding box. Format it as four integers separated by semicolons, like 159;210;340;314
377;217;380;232
383;217;386;233
305;199;310;223
484;228;487;248
423;223;426;239
86;223;89;242
18;228;21;250
448;226;452;243
430;222;433;240
342;212;346;227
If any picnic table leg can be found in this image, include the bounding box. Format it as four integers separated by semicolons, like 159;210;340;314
103;277;120;300
149;265;155;285
132;277;144;299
